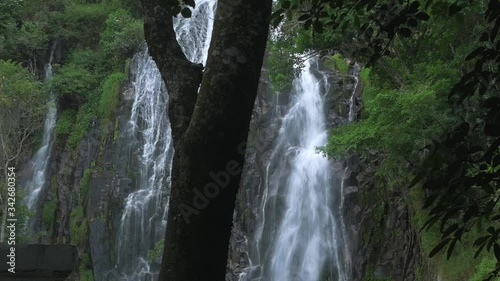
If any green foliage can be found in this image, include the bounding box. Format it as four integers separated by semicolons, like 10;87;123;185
55;109;77;137
48;64;98;104
41;177;58;238
66;100;96;148
81;168;92;205
2;186;32;243
70;206;87;245
0;20;49;61
42;197;58;228
79;252;94;281
65;48;110;75
331;54;349;74
98;72;125;124
323;67;455;181
410;186;500;281
55;1;113;48
360;67;370;84
0;60;44;103
100;8;144;64
0;0;54;62
268;41;295;93
148;239;165;263
0;60;46;184
471;257;500;281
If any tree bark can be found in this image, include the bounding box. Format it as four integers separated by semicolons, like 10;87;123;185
142;0;272;280
142;0;203;143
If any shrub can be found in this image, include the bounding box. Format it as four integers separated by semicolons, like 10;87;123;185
48;64;98;105
332;54;349;74
148;239;165;263
98;72;125;124
79;252;94;281
67;102;96;149
69;206;87;245
55;109;77;137
80;169;92;205
100;8;144;64
56;2;112;48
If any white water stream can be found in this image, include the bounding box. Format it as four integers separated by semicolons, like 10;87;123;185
23;44;58;230
242;59;351;281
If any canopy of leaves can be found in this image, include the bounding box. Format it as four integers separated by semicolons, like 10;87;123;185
0;60;46;165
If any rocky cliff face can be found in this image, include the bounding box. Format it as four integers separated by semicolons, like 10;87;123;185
226;57;423;281
343;153;422;281
21;60;145;281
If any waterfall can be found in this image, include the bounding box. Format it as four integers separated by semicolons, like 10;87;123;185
114;1;216;280
23;43;58;229
241;59;351;281
174;0;217;65
348;63;361;122
114;48;173;281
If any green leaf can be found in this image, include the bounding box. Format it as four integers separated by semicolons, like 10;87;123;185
409;1;420;13
298;14;310;21
409;170;426;188
415;12;430;21
480;32;490;42
447;238;457;259
271;9;284;20
313;20;324;33
448;3;463;16
304;19;313;30
474;236;490;247
408;18;418;27
494;243;500;262
172;5;182;16
272;14;284;28
430;238;452;257
488;226;495;235
475;241;487;258
465;46;485;61
442;223;458;239
184;0;195;8
181;7;192;18
399;27;411;38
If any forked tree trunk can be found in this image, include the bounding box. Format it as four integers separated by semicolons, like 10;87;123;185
142;0;272;280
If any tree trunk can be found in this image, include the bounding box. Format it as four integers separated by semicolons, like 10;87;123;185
142;0;272;280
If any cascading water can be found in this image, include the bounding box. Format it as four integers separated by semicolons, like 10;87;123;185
115;48;173;281
23;44;58;230
114;1;216;280
348;63;361;122
174;0;217;64
241;59;350;281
